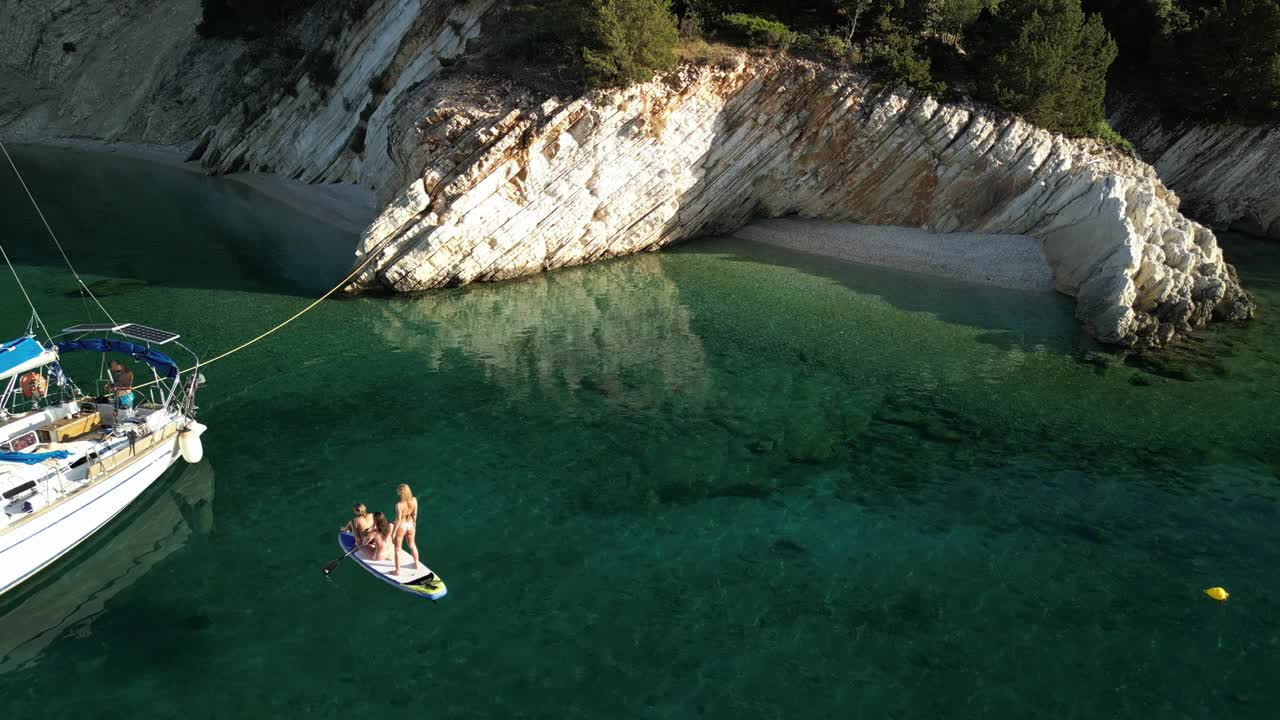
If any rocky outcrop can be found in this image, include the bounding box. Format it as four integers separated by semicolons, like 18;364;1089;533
191;0;495;187
0;0;234;144
1;2;1256;347
0;0;493;194
352;59;1253;348
1109;94;1280;241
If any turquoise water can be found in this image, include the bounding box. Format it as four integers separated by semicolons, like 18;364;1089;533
1;147;1278;718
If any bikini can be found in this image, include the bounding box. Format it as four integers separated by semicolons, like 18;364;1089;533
398;500;417;531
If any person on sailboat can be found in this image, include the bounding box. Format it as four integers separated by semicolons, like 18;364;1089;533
391;483;420;576
105;359;134;409
19;371;47;403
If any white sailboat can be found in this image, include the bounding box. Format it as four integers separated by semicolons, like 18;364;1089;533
0;141;208;597
0;458;215;670
0;326;207;596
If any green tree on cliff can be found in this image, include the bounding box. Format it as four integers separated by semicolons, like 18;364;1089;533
496;0;678;89
1149;0;1280;120
969;0;1117;136
1086;0;1280;122
582;0;681;86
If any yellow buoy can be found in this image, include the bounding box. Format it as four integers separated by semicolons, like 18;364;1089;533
1204;586;1229;602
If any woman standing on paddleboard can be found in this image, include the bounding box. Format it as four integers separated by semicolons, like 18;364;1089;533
391;484;420;576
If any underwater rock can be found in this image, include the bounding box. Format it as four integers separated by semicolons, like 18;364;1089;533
66;278;148;298
770;538;808;557
1066;522;1111;545
184;613;212;631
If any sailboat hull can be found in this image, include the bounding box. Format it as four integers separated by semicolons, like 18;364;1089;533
0;459;214;671
0;434;184;596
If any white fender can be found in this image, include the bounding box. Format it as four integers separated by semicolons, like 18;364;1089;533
179;421;207;464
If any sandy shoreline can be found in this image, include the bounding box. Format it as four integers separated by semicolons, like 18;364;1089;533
26;138;376;235
734;218;1055;292
16;141;1055;293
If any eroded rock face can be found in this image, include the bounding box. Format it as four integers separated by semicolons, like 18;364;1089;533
1110;94;1280;242
0;0;233;144
1;1;1255;348
353;58;1253;348
192;0;495;186
0;0;494;192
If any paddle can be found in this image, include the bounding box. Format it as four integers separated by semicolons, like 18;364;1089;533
321;542;363;576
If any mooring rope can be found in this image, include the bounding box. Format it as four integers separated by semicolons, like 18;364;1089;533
129;243;385;392
0;140;120;328
1;138;390;391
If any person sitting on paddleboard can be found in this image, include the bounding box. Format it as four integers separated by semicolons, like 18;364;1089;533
391;483;421;576
105;359;135;409
343;504;374;547
367;511;394;561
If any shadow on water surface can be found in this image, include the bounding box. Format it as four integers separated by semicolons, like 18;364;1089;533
0;461;215;673
679;235;1093;356
0;145;358;296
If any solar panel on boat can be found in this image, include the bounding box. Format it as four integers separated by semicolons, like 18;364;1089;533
62;323;121;333
116;324;180;345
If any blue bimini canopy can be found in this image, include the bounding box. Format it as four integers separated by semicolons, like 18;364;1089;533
0;337;58;383
0;450;70;465
55;338;179;380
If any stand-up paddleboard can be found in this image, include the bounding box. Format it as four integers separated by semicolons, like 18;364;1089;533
337;531;447;601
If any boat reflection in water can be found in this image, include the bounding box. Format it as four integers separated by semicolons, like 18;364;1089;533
0;460;214;672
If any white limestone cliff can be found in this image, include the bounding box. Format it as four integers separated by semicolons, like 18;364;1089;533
0;0;494;192
1108;95;1280;242
0;1;1255;347
352;59;1253;348
0;0;231;144
190;0;496;187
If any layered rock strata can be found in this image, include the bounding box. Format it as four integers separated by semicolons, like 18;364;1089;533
353;59;1253;348
0;0;494;191
0;0;229;144
1;1;1255;347
1109;95;1280;241
191;0;495;186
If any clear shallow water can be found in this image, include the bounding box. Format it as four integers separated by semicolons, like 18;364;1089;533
1;147;1278;719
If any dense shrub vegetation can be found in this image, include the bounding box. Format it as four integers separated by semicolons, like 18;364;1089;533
968;1;1116;137
582;0;682;85
719;13;798;48
1085;0;1280;122
203;1;1277;139
490;1;680;89
495;0;1124;137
